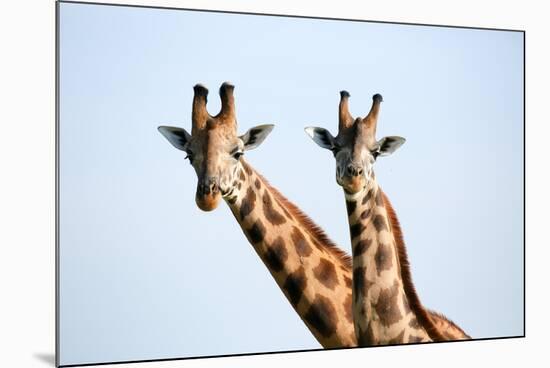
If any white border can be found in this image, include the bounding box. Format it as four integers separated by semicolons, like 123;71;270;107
1;1;547;367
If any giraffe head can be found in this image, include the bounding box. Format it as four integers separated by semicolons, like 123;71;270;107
158;82;274;211
305;91;405;194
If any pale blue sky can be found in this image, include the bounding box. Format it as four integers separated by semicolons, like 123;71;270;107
58;2;524;366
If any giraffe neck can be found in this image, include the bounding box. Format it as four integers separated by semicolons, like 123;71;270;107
345;179;444;345
223;159;356;348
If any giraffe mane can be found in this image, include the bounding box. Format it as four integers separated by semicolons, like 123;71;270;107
426;309;471;339
381;190;449;342
253;169;353;270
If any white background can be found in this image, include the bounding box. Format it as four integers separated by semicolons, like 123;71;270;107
0;1;547;368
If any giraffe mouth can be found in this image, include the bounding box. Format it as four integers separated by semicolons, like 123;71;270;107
341;174;366;194
220;187;233;198
195;192;221;211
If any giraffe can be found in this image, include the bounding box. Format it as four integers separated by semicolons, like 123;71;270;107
305;91;470;345
158;82;357;348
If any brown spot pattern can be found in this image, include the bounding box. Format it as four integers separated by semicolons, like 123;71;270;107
246;220;265;244
372;214;388;232
250;169;354;282
408;334;424;343
374;281;403;327
360;208;371;220
313;258;338;290
409;317;421;329
346;200;357;216
254;178;261;189
262;192;286;225
344;294;353;323
362;189;373;205
283;267;307;308
375;189;384;206
242;161;253;175
304;294;338;338
291;227;312;257
357;323;375;346
353;238;372;258
343;276;352;288
264;236;288;272
350;222;365;239
274;197;293;219
374;243;393;275
239;187;256;220
388;330;405;345
353;267;366;302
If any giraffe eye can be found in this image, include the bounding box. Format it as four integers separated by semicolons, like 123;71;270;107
233;151;244;160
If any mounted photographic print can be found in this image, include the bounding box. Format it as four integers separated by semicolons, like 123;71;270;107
56;1;524;366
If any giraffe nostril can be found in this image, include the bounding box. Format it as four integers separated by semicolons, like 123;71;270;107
347;165;354;175
199;177;220;195
357;168;363;176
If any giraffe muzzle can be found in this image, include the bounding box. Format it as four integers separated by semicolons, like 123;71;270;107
341;169;366;194
196;179;221;211
198;180;219;196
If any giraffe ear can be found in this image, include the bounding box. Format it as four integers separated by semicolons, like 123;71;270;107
240;124;274;151
375;136;406;157
304;126;336;151
158;126;191;151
